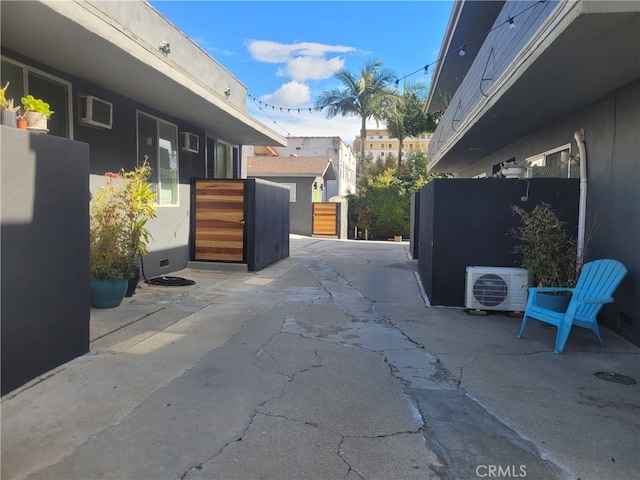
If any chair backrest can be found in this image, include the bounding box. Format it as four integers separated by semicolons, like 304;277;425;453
572;259;627;320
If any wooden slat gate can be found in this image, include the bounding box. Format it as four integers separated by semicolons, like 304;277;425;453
192;179;245;262
312;202;338;236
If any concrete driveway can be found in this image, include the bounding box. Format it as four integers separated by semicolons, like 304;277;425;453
2;236;638;480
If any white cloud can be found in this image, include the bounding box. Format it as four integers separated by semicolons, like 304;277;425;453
247;40;354;82
247;40;355;63
262;81;311;106
279;56;345;82
247;39;357;115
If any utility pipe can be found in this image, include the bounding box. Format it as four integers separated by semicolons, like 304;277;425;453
574;128;587;268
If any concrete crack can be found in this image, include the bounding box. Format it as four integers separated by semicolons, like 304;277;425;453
179;396;273;480
337;436;365;480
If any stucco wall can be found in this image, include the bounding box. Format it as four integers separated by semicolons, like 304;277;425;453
1;126;90;395
70;77;207;279
79;1;247;109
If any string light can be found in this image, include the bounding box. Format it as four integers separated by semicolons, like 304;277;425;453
246;0;545;117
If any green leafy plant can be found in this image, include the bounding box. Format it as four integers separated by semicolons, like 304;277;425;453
347;150;450;240
510;203;584;288
1;82;20;112
20;94;54;117
90;160;157;281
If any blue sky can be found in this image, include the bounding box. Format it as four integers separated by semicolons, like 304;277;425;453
150;1;454;144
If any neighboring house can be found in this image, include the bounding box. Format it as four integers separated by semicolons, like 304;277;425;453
354;128;432;162
0;0;286;278
272;136;357;198
247;156;337;236
424;0;639;344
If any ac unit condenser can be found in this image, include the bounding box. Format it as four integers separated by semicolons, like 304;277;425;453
465;266;528;312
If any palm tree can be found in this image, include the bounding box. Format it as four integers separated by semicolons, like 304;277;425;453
315;60;398;176
383;81;440;170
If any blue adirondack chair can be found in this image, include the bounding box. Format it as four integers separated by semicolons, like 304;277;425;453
518;259;627;353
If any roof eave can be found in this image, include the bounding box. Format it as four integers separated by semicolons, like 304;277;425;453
0;0;286;147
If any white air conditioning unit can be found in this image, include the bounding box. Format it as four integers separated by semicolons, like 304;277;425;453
79;95;112;129
181;132;199;153
465;266;528;312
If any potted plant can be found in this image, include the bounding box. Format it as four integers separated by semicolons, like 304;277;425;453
1;82;20;127
90;160;156;308
494;159;527;179
20;94;54;132
510;202;587;311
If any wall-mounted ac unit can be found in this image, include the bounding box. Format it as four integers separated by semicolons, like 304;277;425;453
465;266;528;312
79;95;112;129
182;132;199;153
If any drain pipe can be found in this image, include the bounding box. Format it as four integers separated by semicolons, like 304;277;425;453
574;128;587;267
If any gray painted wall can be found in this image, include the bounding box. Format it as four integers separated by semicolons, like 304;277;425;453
1;126;90;394
70;78;207;279
246;179;290;271
458;80;640;345
249;176;315;236
1;49;211;279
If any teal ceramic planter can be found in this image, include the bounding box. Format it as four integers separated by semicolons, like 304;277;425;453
90;278;128;308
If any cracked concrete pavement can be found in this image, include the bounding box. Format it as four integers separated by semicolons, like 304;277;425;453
2;236;638;480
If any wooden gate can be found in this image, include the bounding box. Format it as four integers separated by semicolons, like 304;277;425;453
193;180;245;262
312;202;338;235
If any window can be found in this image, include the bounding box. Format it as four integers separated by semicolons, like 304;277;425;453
281;183;296;202
137;112;179;205
1;57;72;138
216;140;231;178
526;144;572;178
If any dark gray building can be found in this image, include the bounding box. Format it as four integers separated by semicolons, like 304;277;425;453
1;0;286;279
424;0;639;344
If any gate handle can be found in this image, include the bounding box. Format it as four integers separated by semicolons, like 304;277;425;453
239;219;245;225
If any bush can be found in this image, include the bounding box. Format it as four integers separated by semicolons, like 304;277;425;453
510;203;581;287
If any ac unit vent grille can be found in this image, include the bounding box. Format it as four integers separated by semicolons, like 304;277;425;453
472;274;508;307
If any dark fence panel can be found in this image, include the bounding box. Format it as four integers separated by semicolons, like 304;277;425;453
418;178;579;307
245;179;290;272
1;126;90;395
410;191;420;259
